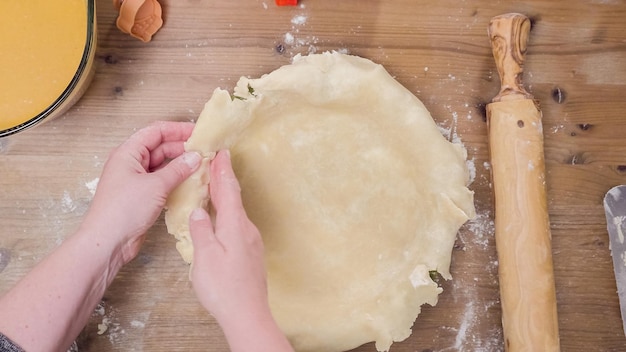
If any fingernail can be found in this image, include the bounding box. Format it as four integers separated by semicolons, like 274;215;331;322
183;152;201;169
190;208;208;221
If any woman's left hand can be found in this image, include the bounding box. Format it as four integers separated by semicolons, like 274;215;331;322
82;121;200;264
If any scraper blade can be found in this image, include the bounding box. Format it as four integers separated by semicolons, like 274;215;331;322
603;185;626;337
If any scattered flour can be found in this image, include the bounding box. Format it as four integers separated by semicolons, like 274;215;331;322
94;303;105;316
453;302;476;349
93;301;125;345
466;158;476;186
551;124;565;134
86;177;100;196
282;10;319;55
284;32;295;45
441;299;503;352
0;138;10;153
441;206;501;351
438;124;453;140
438;104;464;145
291;14;307;25
61;191;77;213
464;211;495;250
437;105;501;350
130;320;146;329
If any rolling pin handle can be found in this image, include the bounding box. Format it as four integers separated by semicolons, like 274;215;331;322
488;13;534;102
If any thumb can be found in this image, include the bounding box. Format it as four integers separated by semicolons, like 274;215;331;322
189;207;220;259
155;151;202;193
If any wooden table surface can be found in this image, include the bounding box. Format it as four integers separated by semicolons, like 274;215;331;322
1;0;626;351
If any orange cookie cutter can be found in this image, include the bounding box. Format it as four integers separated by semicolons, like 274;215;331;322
113;0;163;42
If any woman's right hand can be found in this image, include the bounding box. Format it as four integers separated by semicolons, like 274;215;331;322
188;150;269;323
188;150;294;352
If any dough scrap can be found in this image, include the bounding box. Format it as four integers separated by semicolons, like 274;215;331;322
165;52;475;352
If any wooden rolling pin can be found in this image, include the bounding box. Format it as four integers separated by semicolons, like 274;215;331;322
487;13;560;351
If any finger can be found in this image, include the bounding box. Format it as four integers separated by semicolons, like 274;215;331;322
148;141;186;171
151;151;202;193
189;207;221;256
125;121;195;153
209;150;246;230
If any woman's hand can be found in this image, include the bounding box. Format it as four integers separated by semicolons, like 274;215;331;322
82;121;201;264
189;150;267;322
189;150;293;352
0;121;203;352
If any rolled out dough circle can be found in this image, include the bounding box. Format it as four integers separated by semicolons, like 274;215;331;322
165;52;475;352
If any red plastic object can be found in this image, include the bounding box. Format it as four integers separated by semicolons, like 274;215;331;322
275;0;297;6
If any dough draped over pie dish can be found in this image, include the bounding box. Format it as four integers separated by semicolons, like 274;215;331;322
165;52;475;352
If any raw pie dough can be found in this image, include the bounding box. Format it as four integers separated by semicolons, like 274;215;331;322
165;52;475;352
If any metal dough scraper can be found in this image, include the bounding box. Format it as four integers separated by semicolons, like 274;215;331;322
603;184;626;337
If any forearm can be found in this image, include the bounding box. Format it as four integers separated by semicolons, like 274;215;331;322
0;228;124;352
218;308;294;352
